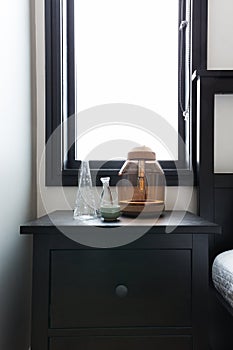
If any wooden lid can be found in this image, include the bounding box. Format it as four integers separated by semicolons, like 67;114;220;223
128;146;156;160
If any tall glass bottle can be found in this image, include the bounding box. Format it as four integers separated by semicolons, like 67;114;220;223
73;161;97;220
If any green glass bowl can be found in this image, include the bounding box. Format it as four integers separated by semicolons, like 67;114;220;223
100;205;121;221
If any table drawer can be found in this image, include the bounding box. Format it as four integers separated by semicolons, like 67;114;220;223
50;250;191;328
50;336;192;350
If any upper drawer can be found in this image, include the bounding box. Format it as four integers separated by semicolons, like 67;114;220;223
50;249;191;328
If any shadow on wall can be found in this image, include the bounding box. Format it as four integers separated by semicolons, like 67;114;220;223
0;236;32;350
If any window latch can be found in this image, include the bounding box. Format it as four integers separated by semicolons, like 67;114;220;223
179;20;188;30
183;110;189;121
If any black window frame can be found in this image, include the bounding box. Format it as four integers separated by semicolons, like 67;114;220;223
45;0;206;186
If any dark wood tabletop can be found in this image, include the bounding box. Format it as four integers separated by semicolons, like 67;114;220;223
20;210;221;235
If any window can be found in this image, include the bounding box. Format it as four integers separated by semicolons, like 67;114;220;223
45;0;199;186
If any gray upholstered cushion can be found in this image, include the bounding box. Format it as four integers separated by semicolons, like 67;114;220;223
212;250;233;308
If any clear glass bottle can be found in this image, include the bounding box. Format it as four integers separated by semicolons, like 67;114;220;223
100;177;121;221
100;177;113;207
73;161;97;220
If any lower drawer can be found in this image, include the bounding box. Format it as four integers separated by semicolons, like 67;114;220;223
50;336;192;350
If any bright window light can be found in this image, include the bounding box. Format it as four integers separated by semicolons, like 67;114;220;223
74;0;179;160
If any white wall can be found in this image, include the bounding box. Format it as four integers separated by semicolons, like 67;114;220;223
0;0;35;349
208;0;233;69
214;95;233;173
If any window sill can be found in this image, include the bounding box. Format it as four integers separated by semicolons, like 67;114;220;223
46;158;194;186
45;168;194;187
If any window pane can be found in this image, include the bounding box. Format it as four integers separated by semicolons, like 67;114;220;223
74;0;179;160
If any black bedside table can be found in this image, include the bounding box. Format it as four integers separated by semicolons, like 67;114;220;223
21;211;221;350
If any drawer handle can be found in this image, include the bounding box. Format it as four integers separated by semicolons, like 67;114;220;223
115;284;128;298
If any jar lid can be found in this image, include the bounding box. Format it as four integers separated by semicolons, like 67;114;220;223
128;146;156;160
